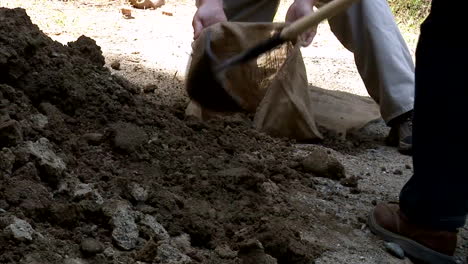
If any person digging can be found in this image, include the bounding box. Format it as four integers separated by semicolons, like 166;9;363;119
192;0;414;154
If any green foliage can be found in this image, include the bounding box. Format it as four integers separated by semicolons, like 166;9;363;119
388;0;431;28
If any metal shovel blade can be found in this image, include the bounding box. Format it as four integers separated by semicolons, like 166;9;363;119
185;30;244;112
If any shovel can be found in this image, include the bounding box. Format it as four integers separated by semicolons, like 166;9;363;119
186;0;360;112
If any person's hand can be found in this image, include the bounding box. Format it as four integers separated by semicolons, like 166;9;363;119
285;0;316;47
192;0;227;40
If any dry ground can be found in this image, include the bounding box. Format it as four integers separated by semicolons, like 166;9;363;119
0;0;466;263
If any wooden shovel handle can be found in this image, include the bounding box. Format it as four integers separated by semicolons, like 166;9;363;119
280;0;360;41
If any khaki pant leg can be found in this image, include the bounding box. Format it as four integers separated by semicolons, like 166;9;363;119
319;0;415;122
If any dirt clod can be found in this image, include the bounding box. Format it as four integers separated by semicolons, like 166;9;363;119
80;238;104;256
238;240;278;264
340;176;359;188
3;217;34;242
0;120;23;148
302;148;345;180
110;122;148;153
110;202;139;250
110;60;121;70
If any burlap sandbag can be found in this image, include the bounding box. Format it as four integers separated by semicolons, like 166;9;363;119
186;22;380;140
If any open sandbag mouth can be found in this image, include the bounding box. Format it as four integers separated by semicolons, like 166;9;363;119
186;30;245;113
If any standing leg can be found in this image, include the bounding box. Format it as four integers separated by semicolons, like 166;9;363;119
324;0;415;123
399;0;468;231
369;1;467;263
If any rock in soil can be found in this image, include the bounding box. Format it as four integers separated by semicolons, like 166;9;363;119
140;214;170;241
110;60;121;70
82;133;103;145
340;175;359;188
215;245;237;259
80;238;104;256
238;240;278;264
0;120;23;148
129;183;149;202
24;138;66;187
30;113;48;129
4;217;35;242
154;242;191;264
64;258;88;264
110;122;148;153
136;239;159;262
110;202;139;250
0;148;15;174
130;0;165;9
302;148;345;180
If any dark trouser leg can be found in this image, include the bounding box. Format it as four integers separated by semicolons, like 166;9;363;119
223;0;280;22
399;0;468;231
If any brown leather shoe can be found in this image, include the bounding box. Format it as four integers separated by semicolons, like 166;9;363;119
368;203;458;264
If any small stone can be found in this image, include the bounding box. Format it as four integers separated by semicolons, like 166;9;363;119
73;184;104;205
0;120;23;148
0;148;15;174
0;208;5;213
30;114;48;129
381;167;387;172
103;247;116;258
82;133;103;145
143;84;158;93
238;239;277;264
136;239;159;262
405;164;412;170
64;258;88;264
215;245;237;259
74;183;93;198
302;148;345;180
25;138;66;187
340;176;359;188
384;242;405;259
110;122;148;153
129;183;148;202
111;202;139;250
170;234;191;253
141;214;169;241
110;60;121;70
155;243;191;264
39;103;64;125
80;238;104;256
260;181;279;194
4;217;34;242
393;169;403;175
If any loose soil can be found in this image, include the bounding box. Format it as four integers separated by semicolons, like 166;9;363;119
0;1;466;264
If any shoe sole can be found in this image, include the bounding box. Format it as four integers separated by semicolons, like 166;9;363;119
368;209;456;264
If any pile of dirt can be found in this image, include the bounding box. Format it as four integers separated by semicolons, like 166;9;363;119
0;8;365;264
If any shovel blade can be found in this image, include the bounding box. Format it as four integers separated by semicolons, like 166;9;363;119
186;30;244;112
